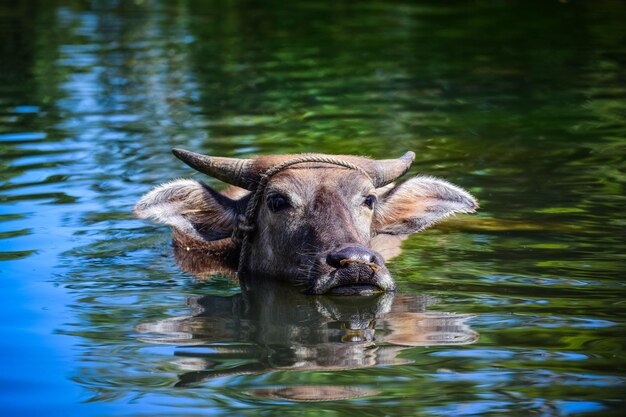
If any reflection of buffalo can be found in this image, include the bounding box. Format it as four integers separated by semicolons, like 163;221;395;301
136;279;478;397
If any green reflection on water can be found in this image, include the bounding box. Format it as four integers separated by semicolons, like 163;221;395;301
0;0;625;416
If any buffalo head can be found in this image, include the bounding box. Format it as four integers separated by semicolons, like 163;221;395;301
134;149;478;294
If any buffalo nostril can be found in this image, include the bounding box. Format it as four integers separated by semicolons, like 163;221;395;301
326;252;344;269
326;246;380;269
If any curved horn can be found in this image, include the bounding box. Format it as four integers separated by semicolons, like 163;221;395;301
367;151;416;187
172;148;255;189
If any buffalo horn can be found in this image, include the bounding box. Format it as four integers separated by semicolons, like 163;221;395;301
172;148;415;190
367;151;415;187
172;148;255;189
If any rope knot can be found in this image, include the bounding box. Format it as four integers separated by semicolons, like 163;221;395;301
232;214;255;246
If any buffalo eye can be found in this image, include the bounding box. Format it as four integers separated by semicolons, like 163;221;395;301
267;194;289;212
363;194;376;210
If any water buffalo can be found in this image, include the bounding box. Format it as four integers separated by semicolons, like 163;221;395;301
134;149;478;294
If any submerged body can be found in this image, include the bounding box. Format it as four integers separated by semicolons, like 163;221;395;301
135;149;478;294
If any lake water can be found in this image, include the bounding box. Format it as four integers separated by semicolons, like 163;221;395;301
1;1;625;416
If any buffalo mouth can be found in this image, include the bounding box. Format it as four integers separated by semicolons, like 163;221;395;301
307;263;396;296
327;284;384;296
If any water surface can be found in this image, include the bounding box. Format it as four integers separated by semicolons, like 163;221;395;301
1;1;625;416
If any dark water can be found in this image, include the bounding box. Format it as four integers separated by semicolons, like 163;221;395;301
1;0;625;415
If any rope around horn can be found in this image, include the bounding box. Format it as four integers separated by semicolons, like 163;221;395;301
232;155;373;276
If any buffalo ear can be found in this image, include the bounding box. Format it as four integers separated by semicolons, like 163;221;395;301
374;176;478;236
134;179;244;242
